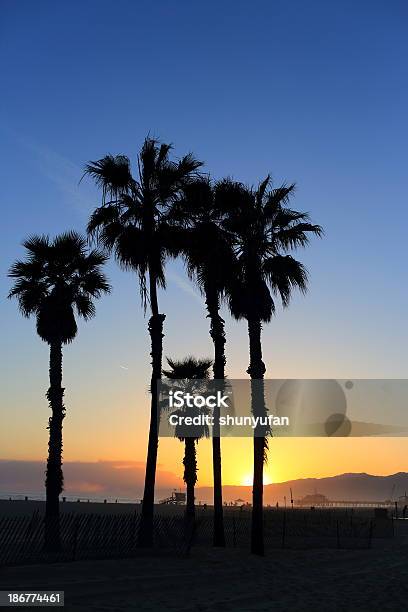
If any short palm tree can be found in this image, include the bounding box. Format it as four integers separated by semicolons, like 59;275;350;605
84;137;202;546
220;177;322;555
8;232;110;550
173;177;236;545
162;357;212;520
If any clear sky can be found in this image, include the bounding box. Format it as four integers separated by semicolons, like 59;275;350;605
1;0;408;494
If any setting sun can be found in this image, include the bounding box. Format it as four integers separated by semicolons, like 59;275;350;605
242;473;273;486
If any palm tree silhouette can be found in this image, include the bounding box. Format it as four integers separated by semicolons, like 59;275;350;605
162;357;212;520
8;232;110;550
220;177;322;555
84;138;202;546
173;177;236;545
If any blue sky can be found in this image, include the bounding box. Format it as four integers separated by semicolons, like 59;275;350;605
1;0;408;469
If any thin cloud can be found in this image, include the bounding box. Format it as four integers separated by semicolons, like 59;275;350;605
167;270;202;304
1;123;94;217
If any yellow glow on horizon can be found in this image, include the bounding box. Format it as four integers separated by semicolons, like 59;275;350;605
192;437;408;487
241;471;273;487
263;473;273;485
242;474;252;486
6;419;408;490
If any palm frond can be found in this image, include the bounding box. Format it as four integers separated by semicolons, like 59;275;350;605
163;356;212;380
228;276;275;322
215;174;322;318
263;255;308;307
74;294;96;320
263;184;296;217
8;232;110;343
275;222;323;250
52;230;87;258
256;175;271;206
176;153;203;179
21;235;50;260
87;204;121;243
84;154;133;202
85;137;204;314
157;142;173;166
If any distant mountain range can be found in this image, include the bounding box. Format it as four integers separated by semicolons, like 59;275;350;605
2;459;408;505
195;472;408;504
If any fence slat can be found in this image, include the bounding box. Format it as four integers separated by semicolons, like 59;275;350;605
0;507;384;566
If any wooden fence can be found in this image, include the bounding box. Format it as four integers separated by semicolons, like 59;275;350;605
0;509;393;566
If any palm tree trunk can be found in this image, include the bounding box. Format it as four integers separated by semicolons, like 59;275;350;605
45;340;65;552
205;285;225;547
138;268;165;547
184;437;197;521
247;317;266;556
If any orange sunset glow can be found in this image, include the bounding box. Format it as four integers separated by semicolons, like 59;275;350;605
4;371;408;494
4;428;408;492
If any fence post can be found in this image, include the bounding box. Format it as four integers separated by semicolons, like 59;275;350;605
368;519;373;549
336;520;340;549
72;517;80;561
132;510;138;554
281;511;286;549
232;515;236;548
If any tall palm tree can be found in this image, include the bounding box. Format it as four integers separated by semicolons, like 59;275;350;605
162;357;212;520
173;177;236;545
84;137;202;546
8;232;110;550
220;177;322;555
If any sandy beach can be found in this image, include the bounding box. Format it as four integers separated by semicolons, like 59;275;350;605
0;499;223;518
0;500;407;610
0;499;144;518
1;540;407;611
